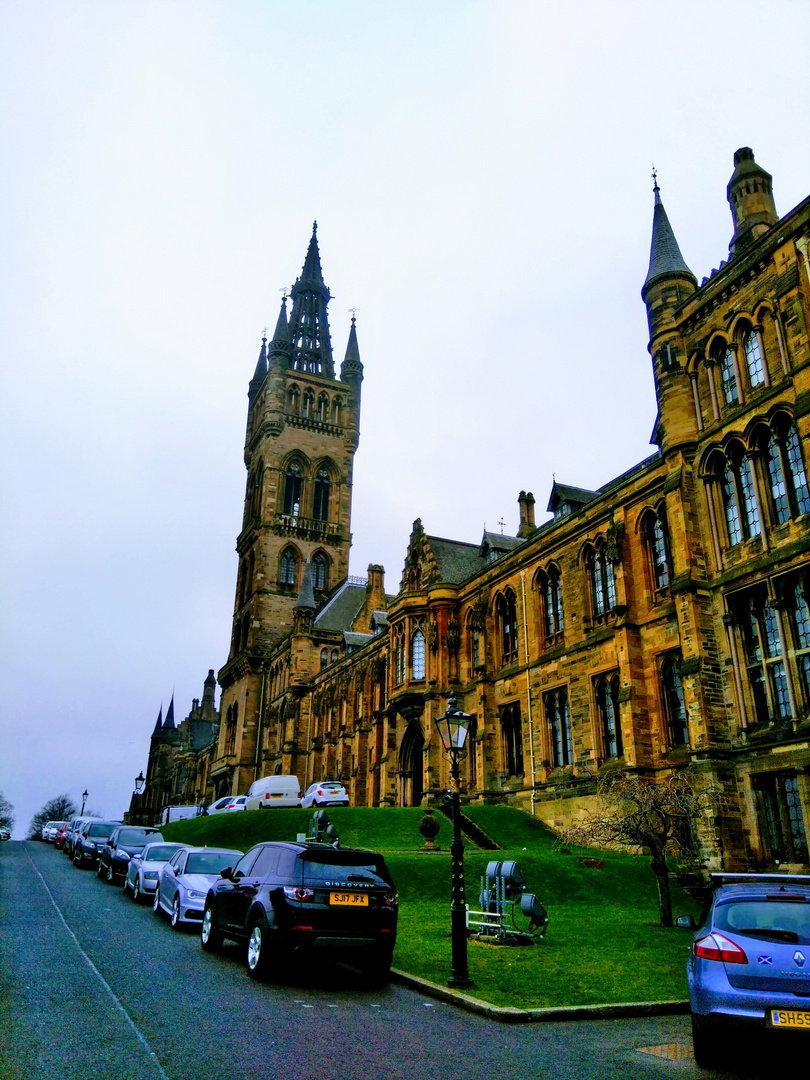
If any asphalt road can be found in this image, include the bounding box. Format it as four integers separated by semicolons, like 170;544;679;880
0;841;767;1080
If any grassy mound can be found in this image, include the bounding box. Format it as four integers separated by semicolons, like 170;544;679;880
160;804;699;1009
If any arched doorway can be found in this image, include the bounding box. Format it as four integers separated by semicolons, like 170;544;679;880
399;723;424;806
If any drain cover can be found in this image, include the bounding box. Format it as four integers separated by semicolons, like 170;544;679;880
636;1043;693;1062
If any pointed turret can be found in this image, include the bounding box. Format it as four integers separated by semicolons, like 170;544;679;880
288;223;335;377
727;147;778;255
151;706;164;739
202;669;216;707
641;174;697;340
267;296;292;366
340;314;363;386
249;334;268;399
163;695;176;730
294;558;316;612
642;177;697;298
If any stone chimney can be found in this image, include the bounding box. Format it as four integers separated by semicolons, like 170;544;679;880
352;564;387;632
518;491;536;537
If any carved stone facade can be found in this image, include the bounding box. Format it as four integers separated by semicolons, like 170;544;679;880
143;151;810;870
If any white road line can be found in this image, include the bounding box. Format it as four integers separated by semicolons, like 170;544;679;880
26;848;171;1080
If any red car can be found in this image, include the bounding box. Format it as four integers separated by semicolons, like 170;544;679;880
55;823;70;849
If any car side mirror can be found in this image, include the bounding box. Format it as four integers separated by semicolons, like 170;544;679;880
676;915;696;930
220;866;233;880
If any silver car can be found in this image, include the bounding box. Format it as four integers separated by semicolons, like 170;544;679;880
153;846;242;929
124;842;189;903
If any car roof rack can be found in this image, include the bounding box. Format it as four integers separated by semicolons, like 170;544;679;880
711;872;810;889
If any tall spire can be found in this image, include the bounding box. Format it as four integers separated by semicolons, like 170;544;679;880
288;223;335;378
642;172;696;299
294;558;316;612
163;695;175;730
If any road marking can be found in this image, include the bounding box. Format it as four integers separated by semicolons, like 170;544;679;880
26;849;171;1080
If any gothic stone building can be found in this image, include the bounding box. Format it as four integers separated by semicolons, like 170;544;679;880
146;151;810;870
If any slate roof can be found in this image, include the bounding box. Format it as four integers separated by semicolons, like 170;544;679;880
643;184;696;293
426;536;485;583
546;481;599;515
343;631;373;649
314;581;367;632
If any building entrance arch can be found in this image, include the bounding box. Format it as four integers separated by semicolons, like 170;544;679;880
399;723;424;806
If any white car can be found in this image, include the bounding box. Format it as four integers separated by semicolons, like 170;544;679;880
0;827;10;841
301;782;349;808
153;846;242;929
124;841;189;902
207;796;247;815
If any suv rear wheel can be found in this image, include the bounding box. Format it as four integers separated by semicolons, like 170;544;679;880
246;915;272;980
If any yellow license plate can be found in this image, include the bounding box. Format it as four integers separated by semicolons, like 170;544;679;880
330;892;368;907
770;1009;810;1030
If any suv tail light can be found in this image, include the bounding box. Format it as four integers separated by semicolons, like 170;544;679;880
384;892;397;906
694;932;748;964
283;886;314;902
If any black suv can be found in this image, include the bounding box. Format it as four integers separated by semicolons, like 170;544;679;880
200;841;398;984
97;826;163;884
73;820;120;868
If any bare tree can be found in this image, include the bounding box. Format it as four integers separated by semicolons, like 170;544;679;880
0;791;14;832
559;771;711;926
26;794;78;841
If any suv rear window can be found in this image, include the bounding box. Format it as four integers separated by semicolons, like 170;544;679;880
298;850;392;888
87;823;114;838
716;898;810;944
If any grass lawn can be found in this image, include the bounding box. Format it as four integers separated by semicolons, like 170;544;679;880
161;805;700;1009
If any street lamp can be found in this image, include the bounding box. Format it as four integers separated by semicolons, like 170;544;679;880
134;771;145;794
434;692;473;989
81;790;88;815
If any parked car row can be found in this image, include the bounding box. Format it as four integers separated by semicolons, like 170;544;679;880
158;778;349;819
56;807;398;987
41;820;69;842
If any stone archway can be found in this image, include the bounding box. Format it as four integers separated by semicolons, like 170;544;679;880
399;723;424;807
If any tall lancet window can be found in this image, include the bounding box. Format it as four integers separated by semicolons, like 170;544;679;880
313;468;331;521
283;462;303;516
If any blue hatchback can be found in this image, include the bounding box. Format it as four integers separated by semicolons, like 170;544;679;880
679;873;810;1067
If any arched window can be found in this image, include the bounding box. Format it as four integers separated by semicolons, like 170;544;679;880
643;510;671;593
595;674;622;759
411;625;425;680
241;614;250;651
279;548;297;587
320;648;328;671
283;461;303;516
743;329;765;388
467;613;482;670
714;448;761;546
720;347;739;405
312;552;328;591
545;688;572;767
661;655;689;746
736;591;791;724
767;422;810;522
787;577;810;705
587;543;616;617
287;386;300;414
313;468;331;521
393;628;405;685
331;397;342;425
540;565;564;643
330;647;339;665
496;591;518;664
500;703;523;776
224;704;237;755
250;462;264;521
302;389;315;418
317;393;329;422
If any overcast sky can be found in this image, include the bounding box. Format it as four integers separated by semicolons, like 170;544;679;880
2;1;808;836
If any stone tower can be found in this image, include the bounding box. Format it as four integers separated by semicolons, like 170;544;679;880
211;225;363;797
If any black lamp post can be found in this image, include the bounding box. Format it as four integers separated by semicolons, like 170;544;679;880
434;692;473;989
134;771;145;794
133;772;145;825
81;790;88;815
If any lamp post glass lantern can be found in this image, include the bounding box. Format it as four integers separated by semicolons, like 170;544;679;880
134;771;145;794
434;693;473;989
81;790;88;815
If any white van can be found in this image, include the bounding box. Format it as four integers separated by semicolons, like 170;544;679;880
159;804;203;825
244;775;301;810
